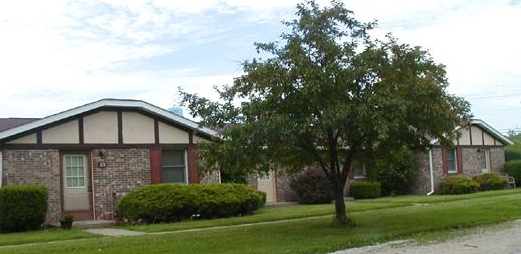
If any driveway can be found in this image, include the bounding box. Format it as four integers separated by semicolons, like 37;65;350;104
331;220;521;254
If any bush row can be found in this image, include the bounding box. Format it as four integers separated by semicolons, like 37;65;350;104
349;181;381;199
0;185;48;232
438;173;507;195
118;183;266;223
505;160;521;186
290;168;333;204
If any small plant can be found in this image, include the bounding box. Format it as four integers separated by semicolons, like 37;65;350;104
0;185;48;232
290;167;333;204
350;181;381;199
505;160;521;186
59;213;74;230
473;173;507;191
438;176;479;195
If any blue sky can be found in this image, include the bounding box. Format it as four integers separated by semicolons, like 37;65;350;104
0;0;520;134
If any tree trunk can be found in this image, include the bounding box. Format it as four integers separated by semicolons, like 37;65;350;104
333;183;347;224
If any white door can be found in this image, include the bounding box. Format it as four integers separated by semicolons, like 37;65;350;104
63;154;90;211
257;170;277;203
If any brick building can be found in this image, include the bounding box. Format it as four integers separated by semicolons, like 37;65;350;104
0;99;220;222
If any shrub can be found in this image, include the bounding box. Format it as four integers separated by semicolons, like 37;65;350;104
438;176;479;195
374;146;415;196
118;183;266;223
505;160;521;186
0;185;48;232
290;167;333;204
473;173;507;191
349;181;381;199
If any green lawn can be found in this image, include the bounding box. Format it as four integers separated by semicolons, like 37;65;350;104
0;228;98;247
0;189;520;254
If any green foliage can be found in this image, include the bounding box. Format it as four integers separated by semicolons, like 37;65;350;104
438;176;479;195
349;181;381;199
473;173;507;191
179;0;472;224
118;184;266;223
374;146;415;196
220;170;249;184
505;160;521;186
290;167;333;204
0;185;48;232
505;133;521;161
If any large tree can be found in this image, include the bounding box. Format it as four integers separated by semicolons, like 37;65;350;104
180;0;472;225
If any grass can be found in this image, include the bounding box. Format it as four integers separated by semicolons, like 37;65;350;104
0;228;98;247
0;189;520;254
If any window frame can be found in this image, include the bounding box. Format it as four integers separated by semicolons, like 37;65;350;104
447;149;458;174
161;149;188;184
353;162;367;179
479;148;490;172
64;154;87;188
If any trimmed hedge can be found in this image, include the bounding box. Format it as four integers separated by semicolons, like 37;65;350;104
473;173;507;191
505;160;521;186
438;176;479;195
118;183;266;223
349;181;381;199
0;185;48;232
290;167;333;204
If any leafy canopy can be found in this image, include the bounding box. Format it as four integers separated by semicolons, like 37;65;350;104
181;0;472;178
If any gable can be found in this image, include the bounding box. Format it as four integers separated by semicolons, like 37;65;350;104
0;99;218;147
432;119;512;146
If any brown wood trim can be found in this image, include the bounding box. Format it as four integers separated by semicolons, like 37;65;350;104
469;126;473;146
189;131;194;145
37;131;42;144
481;130;485;146
154;118;159;144
0;143;194;150
431;144;504;149
78;117;84;144
117;111;123;144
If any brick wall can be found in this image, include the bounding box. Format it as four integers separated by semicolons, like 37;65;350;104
92;148;150;220
412;147;507;194
1;149;61;222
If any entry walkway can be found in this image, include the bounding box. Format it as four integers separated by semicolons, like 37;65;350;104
84;228;146;237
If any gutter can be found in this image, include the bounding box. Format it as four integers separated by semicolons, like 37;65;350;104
0;151;3;188
427;149;434;195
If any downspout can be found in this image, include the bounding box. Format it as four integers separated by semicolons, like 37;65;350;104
91;153;96;220
0;151;3;188
427;149;435;195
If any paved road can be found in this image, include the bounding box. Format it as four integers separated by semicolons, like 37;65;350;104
331;220;521;254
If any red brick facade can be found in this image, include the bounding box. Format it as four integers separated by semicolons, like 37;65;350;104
1;149;62;222
92;148;151;220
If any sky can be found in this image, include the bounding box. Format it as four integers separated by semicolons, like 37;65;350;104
0;0;520;134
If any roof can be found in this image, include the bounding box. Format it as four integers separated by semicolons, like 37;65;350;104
471;119;513;145
0;118;40;132
430;119;513;146
0;99;219;141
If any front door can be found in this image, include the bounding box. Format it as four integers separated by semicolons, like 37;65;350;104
63;154;92;219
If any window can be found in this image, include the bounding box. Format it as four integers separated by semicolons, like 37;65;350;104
161;150;186;183
479;148;490;172
353;162;366;178
258;171;270;181
447;149;458;173
64;155;86;188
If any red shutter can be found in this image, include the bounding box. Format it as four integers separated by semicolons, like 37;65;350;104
187;146;199;183
347;163;354;180
441;148;448;175
457;147;463;174
150;148;162;184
